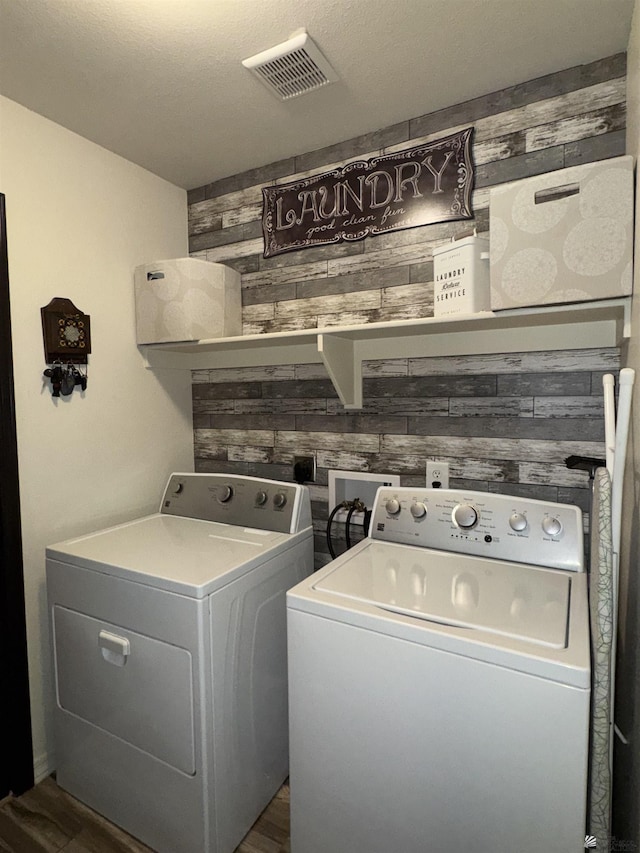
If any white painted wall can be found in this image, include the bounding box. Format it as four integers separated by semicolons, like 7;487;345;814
615;0;640;842
0;96;193;779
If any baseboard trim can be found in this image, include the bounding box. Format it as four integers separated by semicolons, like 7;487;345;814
33;752;54;785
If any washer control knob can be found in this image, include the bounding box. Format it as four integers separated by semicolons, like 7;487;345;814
385;498;401;516
273;492;287;509
171;482;184;495
452;503;478;529
410;502;427;519
218;485;234;503
509;512;528;532
255;490;268;506
542;516;563;536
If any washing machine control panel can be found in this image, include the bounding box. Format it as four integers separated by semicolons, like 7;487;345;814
160;473;309;534
370;488;584;571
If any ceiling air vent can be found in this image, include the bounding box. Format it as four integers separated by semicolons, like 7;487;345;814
242;32;338;100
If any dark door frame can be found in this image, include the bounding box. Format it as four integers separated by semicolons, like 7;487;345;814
0;192;34;796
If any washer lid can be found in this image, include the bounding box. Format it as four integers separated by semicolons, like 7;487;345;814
313;541;571;648
47;514;294;597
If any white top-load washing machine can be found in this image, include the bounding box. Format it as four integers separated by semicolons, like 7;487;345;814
287;487;590;853
47;473;313;853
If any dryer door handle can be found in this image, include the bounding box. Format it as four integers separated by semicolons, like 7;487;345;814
99;630;130;666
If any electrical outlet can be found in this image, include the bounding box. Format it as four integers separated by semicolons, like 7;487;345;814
294;455;316;483
426;461;449;489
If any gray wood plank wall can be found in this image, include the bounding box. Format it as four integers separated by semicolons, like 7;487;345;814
187;53;626;566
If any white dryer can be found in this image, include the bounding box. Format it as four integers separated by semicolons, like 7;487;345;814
287;487;590;853
47;473;313;853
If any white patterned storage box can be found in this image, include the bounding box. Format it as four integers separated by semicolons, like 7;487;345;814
134;258;241;344
433;235;490;317
490;156;634;310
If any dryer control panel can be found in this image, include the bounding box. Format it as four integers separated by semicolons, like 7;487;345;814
369;488;584;572
160;473;311;534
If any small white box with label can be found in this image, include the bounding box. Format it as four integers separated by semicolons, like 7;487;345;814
433;235;490;317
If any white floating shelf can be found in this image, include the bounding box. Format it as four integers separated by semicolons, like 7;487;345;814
140;297;631;410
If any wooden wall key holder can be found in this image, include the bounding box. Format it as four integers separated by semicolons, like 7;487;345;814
41;298;91;397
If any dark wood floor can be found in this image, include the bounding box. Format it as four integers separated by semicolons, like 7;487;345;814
0;777;290;852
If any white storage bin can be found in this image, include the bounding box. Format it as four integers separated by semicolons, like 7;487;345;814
433;235;490;317
134;257;241;344
490;156;634;310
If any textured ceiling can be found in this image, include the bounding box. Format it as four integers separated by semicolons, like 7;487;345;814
0;0;635;190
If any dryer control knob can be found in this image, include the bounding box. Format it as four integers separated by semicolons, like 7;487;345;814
273;492;287;509
452;503;478;529
218;485;234;503
255;490;268;506
385;498;401;516
410;502;427;519
509;512;528;532
171;482;184;495
542;516;562;536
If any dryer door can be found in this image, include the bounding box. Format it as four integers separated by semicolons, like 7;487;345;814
52;606;196;774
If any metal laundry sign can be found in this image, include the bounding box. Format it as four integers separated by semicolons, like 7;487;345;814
261;127;474;258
